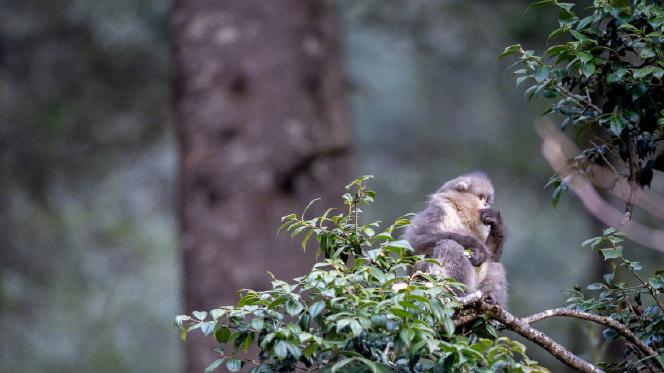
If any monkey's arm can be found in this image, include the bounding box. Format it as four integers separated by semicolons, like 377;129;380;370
406;228;489;267
480;208;506;260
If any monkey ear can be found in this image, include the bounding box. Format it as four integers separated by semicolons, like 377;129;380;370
455;181;468;192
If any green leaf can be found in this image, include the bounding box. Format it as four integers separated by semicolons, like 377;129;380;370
210;309;225;320
557;2;575;12
285;300;304;316
400;328;416;345
240;333;254;351
193;311;208;321
580;63;596;78
384;240;413;253
581;237;601;249
301;229;314;251
544;44;569;57
285;342;302;360
309;300;326;319
649;277;664;289
201;321;215;336
528;0;554;10
175;314;191;327
653;67;664;80
516;75;530;87
303;342;318;358
204;359;225;373
609;0;631;14
331;358;355;372
215;326;231;344
600;247;623;260
548;26;569;41
390;307;412;319
274;340;288;360
350;320;363;337
499;44;522;58
609;116;624;136
577;51;593;64
443;317;455;336
634;67;654;79
639;47;656;59
226;359;242;372
251;318;264;331
534;65;551;82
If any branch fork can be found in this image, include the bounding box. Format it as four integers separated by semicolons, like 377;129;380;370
454;291;661;373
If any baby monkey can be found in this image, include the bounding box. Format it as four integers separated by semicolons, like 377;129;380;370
403;171;507;307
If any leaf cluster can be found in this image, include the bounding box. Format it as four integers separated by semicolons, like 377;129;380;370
176;177;547;372
502;0;664;189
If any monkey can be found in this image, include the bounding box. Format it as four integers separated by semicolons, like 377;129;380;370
403;171;508;307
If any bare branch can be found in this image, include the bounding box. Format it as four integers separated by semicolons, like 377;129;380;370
476;300;603;373
454;309;480;327
522;308;660;368
458;290;483;305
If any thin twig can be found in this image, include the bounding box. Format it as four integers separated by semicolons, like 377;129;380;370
556;83;603;114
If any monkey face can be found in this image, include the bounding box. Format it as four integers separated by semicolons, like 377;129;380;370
437;172;495;209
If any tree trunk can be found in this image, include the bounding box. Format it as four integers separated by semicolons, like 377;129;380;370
170;1;350;371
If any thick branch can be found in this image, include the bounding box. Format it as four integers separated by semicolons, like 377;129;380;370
476;301;603;373
522;308;661;368
458;290;483;305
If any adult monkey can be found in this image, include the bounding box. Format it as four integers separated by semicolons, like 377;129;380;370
403;171;507;307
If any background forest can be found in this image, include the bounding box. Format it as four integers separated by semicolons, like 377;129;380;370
1;0;663;372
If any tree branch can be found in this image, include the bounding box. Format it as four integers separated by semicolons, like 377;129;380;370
475;300;604;373
521;308;661;369
453;292;662;372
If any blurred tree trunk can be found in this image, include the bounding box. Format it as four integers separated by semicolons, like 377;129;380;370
171;1;350;371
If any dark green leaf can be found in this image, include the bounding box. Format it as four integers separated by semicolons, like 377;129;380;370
215;326;231;344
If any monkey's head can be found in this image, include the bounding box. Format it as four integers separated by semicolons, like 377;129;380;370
435;171;494;209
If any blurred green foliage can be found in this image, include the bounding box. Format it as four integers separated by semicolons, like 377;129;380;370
0;0;179;372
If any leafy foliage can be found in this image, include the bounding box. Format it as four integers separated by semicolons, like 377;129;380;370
176;177;547;372
567;228;664;371
501;0;664;189
502;1;664;369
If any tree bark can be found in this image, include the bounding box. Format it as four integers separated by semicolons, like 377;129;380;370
170;1;350;371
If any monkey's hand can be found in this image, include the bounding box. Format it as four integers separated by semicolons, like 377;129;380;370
480;208;506;260
480;208;502;232
467;242;489;267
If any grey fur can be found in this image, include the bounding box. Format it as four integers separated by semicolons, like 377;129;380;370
403;172;508;307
